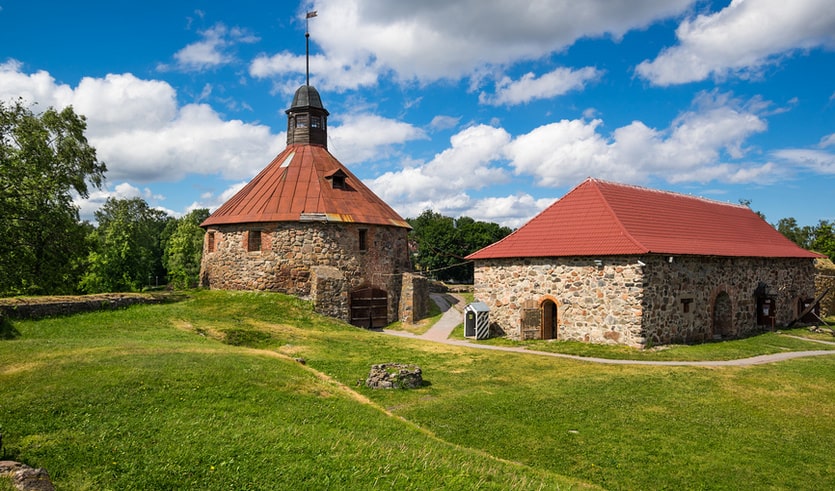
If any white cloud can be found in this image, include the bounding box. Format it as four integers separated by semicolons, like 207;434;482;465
773;148;835;174
328;113;427;164
374;91;778;226
73;182;161;222
820;133;835;148
0;62;285;182
190;180;249;214
249;51;381;93
480;66;603;106
253;0;692;92
167;23;259;72
429;115;461;132
636;0;835;85
368;124;512;214
505;91;769;186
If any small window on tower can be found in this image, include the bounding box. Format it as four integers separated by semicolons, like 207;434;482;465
207;232;216;253
296;115;308;128
248;230;262;252
358;229;367;252
311;116;321;128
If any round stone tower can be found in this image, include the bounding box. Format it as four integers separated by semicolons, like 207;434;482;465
199;84;412;327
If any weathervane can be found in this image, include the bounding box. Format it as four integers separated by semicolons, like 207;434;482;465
305;10;317;86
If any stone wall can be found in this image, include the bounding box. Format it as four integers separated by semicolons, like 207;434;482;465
0;293;175;320
473;255;818;347
200;221;411;324
639;256;817;345
399;272;430;324
815;258;835;318
473;256;645;346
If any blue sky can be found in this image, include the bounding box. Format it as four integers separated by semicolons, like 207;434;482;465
1;0;833;228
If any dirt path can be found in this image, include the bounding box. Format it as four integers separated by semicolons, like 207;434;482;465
383;294;835;367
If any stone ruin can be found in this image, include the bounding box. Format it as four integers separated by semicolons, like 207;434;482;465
365;363;423;389
0;461;55;491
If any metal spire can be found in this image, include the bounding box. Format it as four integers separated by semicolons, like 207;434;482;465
305;11;317;86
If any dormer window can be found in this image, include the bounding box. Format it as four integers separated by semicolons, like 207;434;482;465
325;169;348;190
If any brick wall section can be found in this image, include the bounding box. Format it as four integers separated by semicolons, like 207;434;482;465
200;222;411;324
473;255;817;347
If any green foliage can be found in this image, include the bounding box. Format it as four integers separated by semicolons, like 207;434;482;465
80;197;172;293
163;209;209;289
810;220;835;261
408;210;512;283
776;217;835;260
0;99;106;296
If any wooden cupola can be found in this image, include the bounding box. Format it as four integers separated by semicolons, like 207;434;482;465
286;84;329;148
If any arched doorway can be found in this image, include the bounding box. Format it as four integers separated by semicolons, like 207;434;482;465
712;291;733;339
350;287;387;328
541;299;557;340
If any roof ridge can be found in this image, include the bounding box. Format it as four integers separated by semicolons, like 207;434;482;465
590;177;749;210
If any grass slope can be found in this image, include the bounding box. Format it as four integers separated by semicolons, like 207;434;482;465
3;290;835;490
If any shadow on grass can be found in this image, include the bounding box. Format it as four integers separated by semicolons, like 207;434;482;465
0;316;20;340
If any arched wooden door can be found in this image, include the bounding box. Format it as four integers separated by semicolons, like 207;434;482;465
541;299;557;340
350;287;388;328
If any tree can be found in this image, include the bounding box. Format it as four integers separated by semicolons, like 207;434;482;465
810;220;835;261
80;197;171;293
0;99;106;295
775;217;812;249
163;209;209;289
408;210;512;283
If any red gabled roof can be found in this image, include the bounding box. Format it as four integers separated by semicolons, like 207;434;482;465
467;178;822;260
202;144;410;229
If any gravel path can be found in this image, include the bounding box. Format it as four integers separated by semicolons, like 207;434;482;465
382;293;835;367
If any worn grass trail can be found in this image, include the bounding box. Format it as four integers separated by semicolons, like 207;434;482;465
3;289;835;490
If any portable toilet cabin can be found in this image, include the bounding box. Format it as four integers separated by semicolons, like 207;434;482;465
464;302;490;340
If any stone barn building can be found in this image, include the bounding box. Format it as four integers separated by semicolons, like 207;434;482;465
199;84;414;327
467;178;823;347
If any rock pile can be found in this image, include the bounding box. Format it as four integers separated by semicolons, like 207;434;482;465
365;363;423;389
0;461;55;491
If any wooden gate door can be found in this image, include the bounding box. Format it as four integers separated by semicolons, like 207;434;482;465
350;287;388;328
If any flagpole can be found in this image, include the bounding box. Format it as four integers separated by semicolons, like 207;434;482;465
305;11;318;86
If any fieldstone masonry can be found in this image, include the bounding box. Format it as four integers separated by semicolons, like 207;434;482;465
816;258;835;318
200;221;411;324
474;255;817;347
365;363;423;389
399;272;430;324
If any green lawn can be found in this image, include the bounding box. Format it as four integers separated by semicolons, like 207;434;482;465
2;290;834;490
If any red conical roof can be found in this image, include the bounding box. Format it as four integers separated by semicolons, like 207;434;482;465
468;178;822;260
201;143;410;229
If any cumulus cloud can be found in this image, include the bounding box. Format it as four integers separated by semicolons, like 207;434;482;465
368;124;512;217
165;23;259;71
328;113;428;164
636;0;835;85
74;182;164;222
773;149;835;174
0;61;283;183
480;66;603;106
253;0;691;93
506;91;770;186
373;91;781;226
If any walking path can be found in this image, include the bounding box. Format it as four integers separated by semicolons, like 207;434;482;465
383;293;835;367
